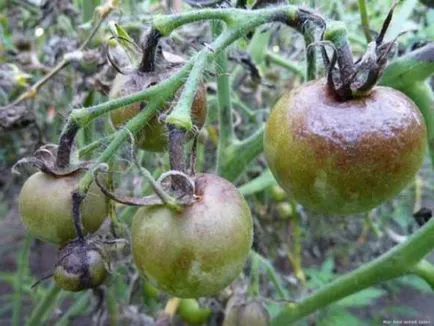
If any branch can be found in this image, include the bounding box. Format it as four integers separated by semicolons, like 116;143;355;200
239;169;276;196
218;125;264;182
273;218;434;324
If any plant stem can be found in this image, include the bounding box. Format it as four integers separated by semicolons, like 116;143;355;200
78;100;164;192
166;51;208;130
266;51;305;79
288;200;305;284
212;20;236;177
273;218;434;324
218;125;264;182
27;284;61;326
411;260;434;290
358;0;371;43
253;251;288;300
56;293;90;326
70;64;192;127
78;134;116;159
249;252;261;296
239;169;276;196
12;235;31;326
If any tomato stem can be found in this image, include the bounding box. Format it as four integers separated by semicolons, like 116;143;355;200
139;28;162;73
72;191;85;241
273;218;434;324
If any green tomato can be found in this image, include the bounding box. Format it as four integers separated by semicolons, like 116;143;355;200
131;173;253;298
19;171;108;246
276;202;293;220
270;185;287;202
264;79;426;215
178;299;212;324
223;297;270;326
54;239;108;291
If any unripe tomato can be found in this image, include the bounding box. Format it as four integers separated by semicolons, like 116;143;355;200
109;70;207;152
54;240;108;292
178;298;212;324
270;185;287;202
131;173;253;298
223;297;270;326
264;79;426;215
276;202;293;220
19;171;108;245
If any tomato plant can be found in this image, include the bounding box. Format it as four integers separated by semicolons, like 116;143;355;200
1;0;434;325
109;67;207;152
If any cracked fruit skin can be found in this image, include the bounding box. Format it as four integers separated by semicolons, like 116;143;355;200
264;79;426;215
131;173;253;298
109;72;207;152
19;171;108;245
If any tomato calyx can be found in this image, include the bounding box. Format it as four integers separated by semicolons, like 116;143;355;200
12;143;90;177
323;3;399;101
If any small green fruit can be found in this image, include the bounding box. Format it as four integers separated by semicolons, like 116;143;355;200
270;185;287;202
178;299;212;324
223;297;270;326
54;240;108;292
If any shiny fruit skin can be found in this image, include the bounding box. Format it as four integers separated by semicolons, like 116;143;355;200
19;171;108;245
109;71;207;152
131;173;253;298
264;79;426;215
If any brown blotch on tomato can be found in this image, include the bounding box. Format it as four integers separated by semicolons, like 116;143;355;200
264;79;427;215
131;173;253;298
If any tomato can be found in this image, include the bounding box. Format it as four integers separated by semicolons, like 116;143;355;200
264;79;426;215
178;299;212;324
53;239;108;291
19;171;108;245
131;173;253;298
109;70;207;152
223;297;270;326
270;185;287;202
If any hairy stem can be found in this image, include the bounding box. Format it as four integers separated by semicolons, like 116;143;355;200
78;100;164;193
166;51;207;130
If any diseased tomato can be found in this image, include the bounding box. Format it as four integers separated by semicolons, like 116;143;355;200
264;79;426;215
19;171;108;245
131;173;253;298
53;239;108;292
109;68;207;152
223;297;270;326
